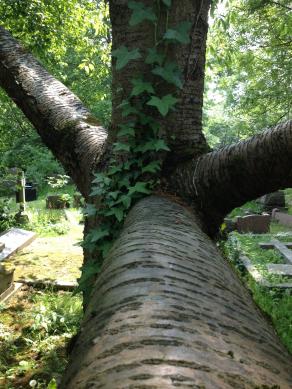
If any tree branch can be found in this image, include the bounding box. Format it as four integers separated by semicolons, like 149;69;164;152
171;120;292;234
61;195;292;388
0;26;108;197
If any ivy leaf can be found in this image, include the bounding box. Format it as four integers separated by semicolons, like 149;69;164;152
128;181;151;195
117;125;135;138
145;48;165;65
147;94;178;116
135;139;170;152
114;194;132;209
107;165;122;175
152;62;183;89
131;78;155;96
128;1;157;26
105;207;124;222
113;142;131;152
83;204;97;217
162;0;172;6
118;100;139;117
89;228;110;243
141;161;161;173
164;21;192;44
112;46;141;70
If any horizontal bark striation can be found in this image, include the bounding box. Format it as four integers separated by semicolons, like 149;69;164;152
61;196;292;388
172;120;292;234
0;26;107;197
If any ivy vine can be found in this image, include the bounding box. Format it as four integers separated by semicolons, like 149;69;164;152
77;0;191;302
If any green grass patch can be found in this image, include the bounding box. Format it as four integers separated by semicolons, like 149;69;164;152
223;232;292;353
0;288;82;388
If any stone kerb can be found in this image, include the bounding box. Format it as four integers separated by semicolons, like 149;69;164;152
236;214;271;234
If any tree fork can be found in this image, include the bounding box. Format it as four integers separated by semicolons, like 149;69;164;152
61;196;292;388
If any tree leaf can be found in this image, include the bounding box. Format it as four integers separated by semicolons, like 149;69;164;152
83;204;97;217
89;228;110;243
128;1;157;26
145;48;165;65
128;181;151;195
112;46;141;70
105;207;124;222
141;161;161;173
164;21;192;44
113;142;131;152
152;61;183;89
131;78;155;96
162;0;172;7
147;94;178;116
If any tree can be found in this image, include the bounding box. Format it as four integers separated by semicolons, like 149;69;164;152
1;0;292;387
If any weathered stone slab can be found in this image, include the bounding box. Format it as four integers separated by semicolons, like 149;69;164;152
0;242;4;253
20;278;77;291
259;191;285;211
237;214;270;234
0;265;14;294
0;282;22;303
0;228;36;263
259;239;292;264
267;264;292;276
273;211;292;227
240;255;292;288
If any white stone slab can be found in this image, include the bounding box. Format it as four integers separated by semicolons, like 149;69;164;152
0;282;23;303
267;264;292;276
0;228;36;263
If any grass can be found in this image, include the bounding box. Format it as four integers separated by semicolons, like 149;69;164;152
222;189;292;354
0;185;81;237
0;287;82;389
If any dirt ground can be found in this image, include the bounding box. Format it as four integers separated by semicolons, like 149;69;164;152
3;215;83;285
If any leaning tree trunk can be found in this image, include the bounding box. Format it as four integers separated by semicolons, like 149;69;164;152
61;196;292;388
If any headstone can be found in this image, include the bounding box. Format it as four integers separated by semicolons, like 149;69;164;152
236;214;270;234
259;191;285;212
272;210;292;227
46;195;70;209
0;228;36;263
0;265;14;294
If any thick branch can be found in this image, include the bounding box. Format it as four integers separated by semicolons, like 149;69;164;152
0;26;107;197
171;120;292;234
61;196;292;388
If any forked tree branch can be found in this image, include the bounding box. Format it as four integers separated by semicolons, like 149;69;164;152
172;120;292;234
0;26;107;197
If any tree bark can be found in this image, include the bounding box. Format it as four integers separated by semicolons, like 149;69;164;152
61;196;292;388
0;26;107;198
110;0;210;162
171;120;292;234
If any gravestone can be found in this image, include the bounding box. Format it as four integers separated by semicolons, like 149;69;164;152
0;228;36;263
0;265;14;294
46;195;70;209
272;210;292;227
236;214;270;234
259;191;286;212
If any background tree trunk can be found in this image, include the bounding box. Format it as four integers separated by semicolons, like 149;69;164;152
61;196;292;388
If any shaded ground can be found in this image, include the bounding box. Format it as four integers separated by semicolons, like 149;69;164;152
0;287;82;389
3;210;83;284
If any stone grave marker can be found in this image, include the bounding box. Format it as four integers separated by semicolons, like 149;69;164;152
272;210;292;227
0;228;36;263
236;214;270;234
259;191;286;212
240;239;292;288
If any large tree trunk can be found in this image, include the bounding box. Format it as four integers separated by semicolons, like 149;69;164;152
1;0;292;386
61;196;292;388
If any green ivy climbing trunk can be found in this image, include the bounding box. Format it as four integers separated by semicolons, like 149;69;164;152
61;196;292;388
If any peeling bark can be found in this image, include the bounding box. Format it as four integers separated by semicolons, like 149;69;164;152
171;120;292;234
0;26;107;197
61;196;292;388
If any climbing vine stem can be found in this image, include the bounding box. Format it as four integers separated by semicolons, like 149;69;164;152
77;0;191;303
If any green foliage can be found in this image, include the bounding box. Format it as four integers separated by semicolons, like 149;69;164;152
0;289;82;388
78;0;191;300
204;0;291;148
223;233;292;353
0;198;16;232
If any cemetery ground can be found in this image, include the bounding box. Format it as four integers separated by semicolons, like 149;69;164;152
0;187;292;388
0;185;83;388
